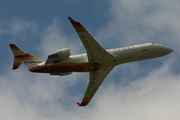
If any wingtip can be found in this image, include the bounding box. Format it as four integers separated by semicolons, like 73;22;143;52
77;102;81;106
68;16;76;23
9;44;16;47
76;102;88;107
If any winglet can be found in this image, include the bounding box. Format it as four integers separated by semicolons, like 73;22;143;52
76;101;89;107
77;102;81;106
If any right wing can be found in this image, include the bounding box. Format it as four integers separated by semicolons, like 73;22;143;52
68;17;113;63
68;17;115;106
77;65;114;106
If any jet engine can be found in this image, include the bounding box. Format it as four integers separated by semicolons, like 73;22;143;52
53;48;71;59
46;48;71;64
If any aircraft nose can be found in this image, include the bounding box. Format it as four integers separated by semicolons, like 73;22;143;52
164;46;173;54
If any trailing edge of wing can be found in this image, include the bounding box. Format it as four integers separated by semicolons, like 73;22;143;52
68;17;113;63
77;66;114;106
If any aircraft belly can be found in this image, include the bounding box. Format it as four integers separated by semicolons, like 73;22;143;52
29;62;101;73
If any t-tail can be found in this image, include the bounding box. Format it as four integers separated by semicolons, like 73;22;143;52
9;44;44;70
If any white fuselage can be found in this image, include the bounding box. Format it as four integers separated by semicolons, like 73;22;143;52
60;43;173;67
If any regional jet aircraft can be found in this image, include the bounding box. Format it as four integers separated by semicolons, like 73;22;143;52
9;17;173;106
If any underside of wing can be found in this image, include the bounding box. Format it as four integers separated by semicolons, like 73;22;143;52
77;66;114;106
68;17;113;63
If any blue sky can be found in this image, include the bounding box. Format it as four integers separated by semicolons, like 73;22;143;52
1;0;180;119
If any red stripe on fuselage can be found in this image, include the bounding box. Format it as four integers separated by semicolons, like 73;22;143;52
29;64;85;73
28;62;102;73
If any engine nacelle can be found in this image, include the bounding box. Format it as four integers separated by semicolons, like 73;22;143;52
46;48;71;64
56;48;71;59
48;48;71;59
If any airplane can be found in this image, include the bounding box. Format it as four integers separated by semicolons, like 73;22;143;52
9;17;173;107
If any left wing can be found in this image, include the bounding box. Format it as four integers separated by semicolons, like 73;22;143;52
68;17;113;63
77;66;114;106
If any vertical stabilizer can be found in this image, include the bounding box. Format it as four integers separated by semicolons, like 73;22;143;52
9;44;44;69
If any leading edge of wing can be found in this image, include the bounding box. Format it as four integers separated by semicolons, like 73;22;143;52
77;66;115;106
